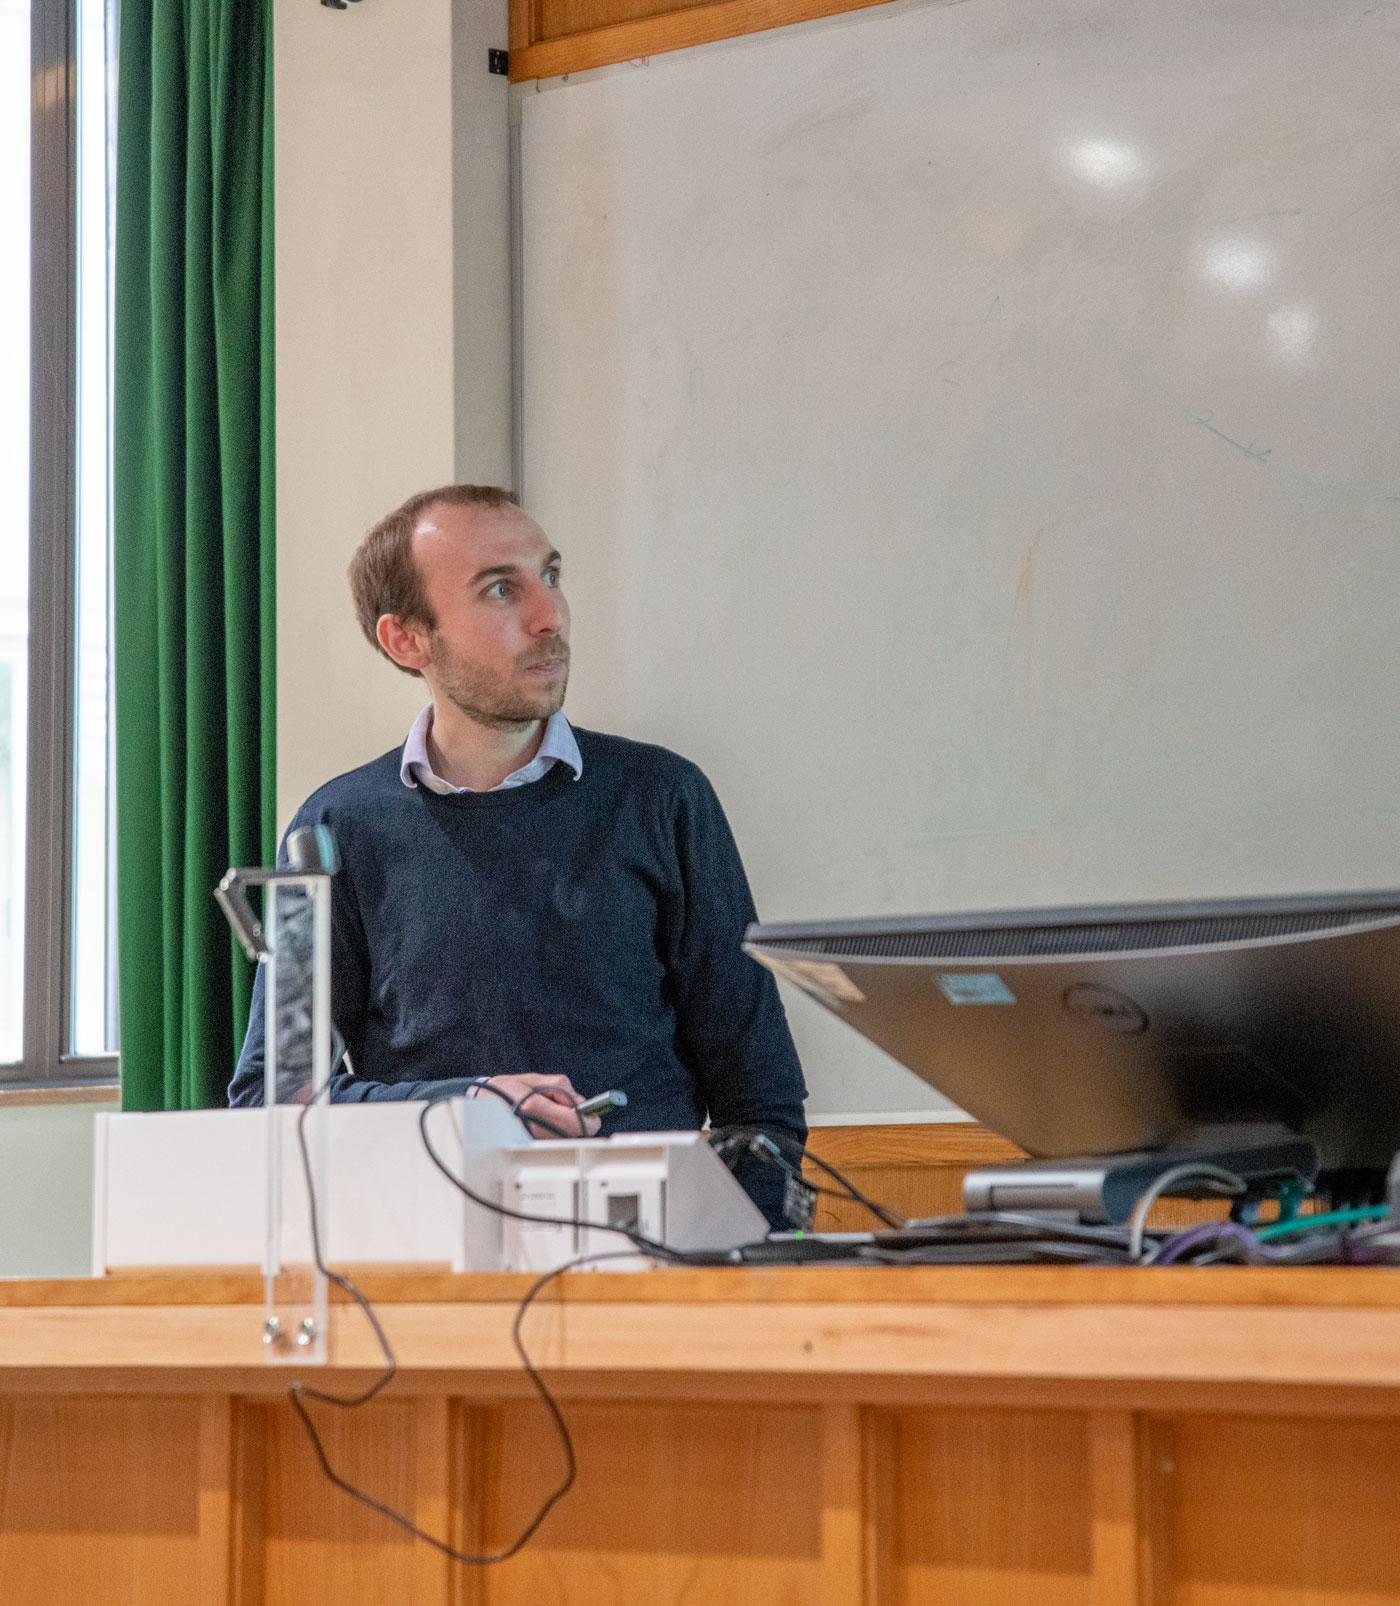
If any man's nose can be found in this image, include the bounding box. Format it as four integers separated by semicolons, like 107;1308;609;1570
527;583;566;635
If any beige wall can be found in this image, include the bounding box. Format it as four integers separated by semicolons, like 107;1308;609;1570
274;0;512;828
0;1102;115;1278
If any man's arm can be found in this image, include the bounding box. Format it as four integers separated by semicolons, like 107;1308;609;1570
663;767;808;1228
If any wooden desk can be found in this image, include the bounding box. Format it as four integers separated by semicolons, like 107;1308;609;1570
1;1265;1399;1604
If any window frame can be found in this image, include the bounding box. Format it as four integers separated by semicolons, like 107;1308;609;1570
10;0;117;1089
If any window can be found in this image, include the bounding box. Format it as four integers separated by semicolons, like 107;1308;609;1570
1;0;116;1082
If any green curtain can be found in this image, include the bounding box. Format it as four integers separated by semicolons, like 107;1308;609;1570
113;0;276;1110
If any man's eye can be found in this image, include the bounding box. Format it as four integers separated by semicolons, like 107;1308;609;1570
486;581;512;599
544;569;561;588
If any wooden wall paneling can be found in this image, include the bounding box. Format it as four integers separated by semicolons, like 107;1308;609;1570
1136;1418;1176;1606
889;1408;1095;1605
507;0;544;59
412;1397;455;1602
1165;1412;1400;1606
863;1408;898;1606
1088;1411;1152;1606
259;1395;450;1606
230;1399;266;1606
804;1124;1026;1233
821;1402;868;1604
195;1395;234;1605
803;1123;1240;1235
480;1400;826;1601
453;1403;494;1605
0;1396;212;1605
807;1125;1025;1172
534;0;697;49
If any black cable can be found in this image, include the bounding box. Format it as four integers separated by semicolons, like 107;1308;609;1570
260;880;644;1560
287;1095;649;1564
290;1080;903;1558
881;1210;1133;1248
711;1126;907;1230
799;1148;905;1229
863;1239;1131;1266
709;1133;845;1212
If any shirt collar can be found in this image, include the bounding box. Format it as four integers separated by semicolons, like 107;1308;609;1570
533;709;584;781
400;706;582;794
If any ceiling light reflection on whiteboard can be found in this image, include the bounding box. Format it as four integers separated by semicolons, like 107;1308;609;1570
1267;304;1317;361
1063;138;1143;190
1199;238;1278;292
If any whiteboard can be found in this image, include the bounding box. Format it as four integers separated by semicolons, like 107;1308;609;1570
519;0;1400;1117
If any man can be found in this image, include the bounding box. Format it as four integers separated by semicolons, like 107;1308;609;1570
229;484;807;1226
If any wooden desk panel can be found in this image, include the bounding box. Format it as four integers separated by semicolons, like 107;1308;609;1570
887;1408;1096;1606
487;1400;828;1603
0;1268;1397;1604
0;1396;231;1605
1167;1413;1400;1606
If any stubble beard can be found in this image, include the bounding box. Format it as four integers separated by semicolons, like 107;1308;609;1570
429;636;570;732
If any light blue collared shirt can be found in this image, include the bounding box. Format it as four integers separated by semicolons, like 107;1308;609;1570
399;706;583;795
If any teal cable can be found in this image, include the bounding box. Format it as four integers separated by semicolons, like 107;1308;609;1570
1255;1206;1390;1242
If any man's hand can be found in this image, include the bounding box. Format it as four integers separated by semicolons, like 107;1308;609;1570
475;1073;602;1138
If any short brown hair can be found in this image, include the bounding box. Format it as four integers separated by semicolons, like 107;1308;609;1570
347;484;519;677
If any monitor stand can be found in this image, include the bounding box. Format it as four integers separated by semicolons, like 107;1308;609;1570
959;1125;1319;1225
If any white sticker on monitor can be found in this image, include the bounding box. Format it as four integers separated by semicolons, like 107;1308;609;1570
937;973;1017;1005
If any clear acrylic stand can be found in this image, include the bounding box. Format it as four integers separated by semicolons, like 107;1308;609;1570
216;828;338;1367
261;877;331;1364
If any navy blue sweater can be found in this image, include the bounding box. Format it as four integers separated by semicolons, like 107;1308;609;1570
229;728;807;1225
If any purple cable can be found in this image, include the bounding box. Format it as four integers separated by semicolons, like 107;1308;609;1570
1153;1221;1263;1265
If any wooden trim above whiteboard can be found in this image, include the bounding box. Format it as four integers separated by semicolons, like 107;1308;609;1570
510;0;910;83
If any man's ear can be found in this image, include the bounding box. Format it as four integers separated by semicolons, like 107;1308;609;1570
375;613;432;674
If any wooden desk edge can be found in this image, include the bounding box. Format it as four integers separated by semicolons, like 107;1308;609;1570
4;1299;1400;1409
7;1263;1400;1309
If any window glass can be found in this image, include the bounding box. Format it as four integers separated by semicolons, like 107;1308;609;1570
0;0;32;1066
71;0;115;1057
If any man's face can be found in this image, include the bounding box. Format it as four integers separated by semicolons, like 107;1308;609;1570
407;502;571;729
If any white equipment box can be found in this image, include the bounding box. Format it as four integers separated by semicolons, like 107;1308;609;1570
93;1105;767;1276
92;1098;526;1275
501;1131;767;1272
